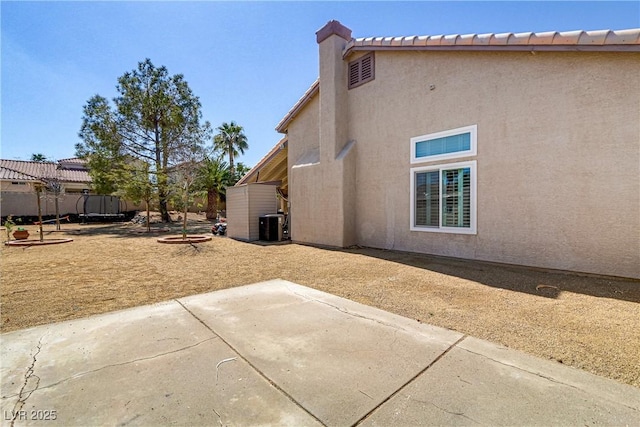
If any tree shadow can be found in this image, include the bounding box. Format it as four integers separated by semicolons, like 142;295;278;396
342;246;640;303
56;221;213;239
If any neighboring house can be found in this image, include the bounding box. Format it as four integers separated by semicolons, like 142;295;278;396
269;20;639;278
1;158;94;218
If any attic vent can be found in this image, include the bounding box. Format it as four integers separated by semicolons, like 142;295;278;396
348;52;375;89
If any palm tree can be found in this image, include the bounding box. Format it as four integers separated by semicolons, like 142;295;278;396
196;156;230;220
233;162;251;183
213;121;248;181
31;153;47;162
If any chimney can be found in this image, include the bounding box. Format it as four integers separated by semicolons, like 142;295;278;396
312;20;357;248
316;20;352;162
316;20;352;44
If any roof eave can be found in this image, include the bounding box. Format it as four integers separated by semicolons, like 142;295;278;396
275;79;320;134
343;28;640;57
236;137;288;186
344;43;640;57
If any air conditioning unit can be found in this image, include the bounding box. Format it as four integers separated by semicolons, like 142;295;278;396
259;214;284;241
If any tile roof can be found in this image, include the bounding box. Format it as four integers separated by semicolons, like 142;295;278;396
0;159;92;183
58;157;87;165
344;29;640;56
276;26;639;134
0;166;35;181
275;79;319;133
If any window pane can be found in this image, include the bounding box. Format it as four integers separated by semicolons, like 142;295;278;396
415;132;471;158
442;168;471;228
415;171;439;226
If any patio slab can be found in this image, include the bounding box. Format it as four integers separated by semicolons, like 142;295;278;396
1;279;638;426
179;280;464;426
0;298;319;426
362;337;640;426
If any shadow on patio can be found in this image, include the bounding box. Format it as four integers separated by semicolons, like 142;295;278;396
56;220;214;239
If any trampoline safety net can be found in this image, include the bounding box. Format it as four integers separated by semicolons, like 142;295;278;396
79;195;125;220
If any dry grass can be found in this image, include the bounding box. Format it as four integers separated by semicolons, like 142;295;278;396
1;217;639;388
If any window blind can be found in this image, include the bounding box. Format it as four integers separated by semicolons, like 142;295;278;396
415;132;471;158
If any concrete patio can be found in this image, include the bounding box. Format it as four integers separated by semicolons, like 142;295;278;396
1;279;638;426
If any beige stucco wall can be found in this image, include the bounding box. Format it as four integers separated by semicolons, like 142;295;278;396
287;47;640;278
1;181;34;192
344;50;639;278
1;191;86;218
288;94;321;244
288;95;320;168
1;181;88;192
288;30;359;248
1;180;147;217
1;180;92;217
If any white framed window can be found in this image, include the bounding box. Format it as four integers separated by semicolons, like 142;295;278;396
410;160;477;234
411;125;477;163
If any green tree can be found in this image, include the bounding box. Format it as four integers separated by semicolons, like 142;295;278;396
213;121;248;181
116;160;156;233
76;59;212;222
232;162;251;184
30;153;47;162
76;95;124;194
196;156;230;220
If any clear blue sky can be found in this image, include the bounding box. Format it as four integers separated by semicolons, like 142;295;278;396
2;1;638;168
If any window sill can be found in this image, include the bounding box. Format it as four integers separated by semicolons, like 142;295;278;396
410;226;477;235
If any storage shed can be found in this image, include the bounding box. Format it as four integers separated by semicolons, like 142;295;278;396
226;182;281;241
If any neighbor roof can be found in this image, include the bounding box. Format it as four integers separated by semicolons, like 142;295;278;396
0;166;34;181
58;157;86;163
0;159;91;183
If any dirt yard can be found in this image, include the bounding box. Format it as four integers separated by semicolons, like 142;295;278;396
1;217;639;388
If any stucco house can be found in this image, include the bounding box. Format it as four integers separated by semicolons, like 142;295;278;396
0;158;93;218
268;20;639;278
